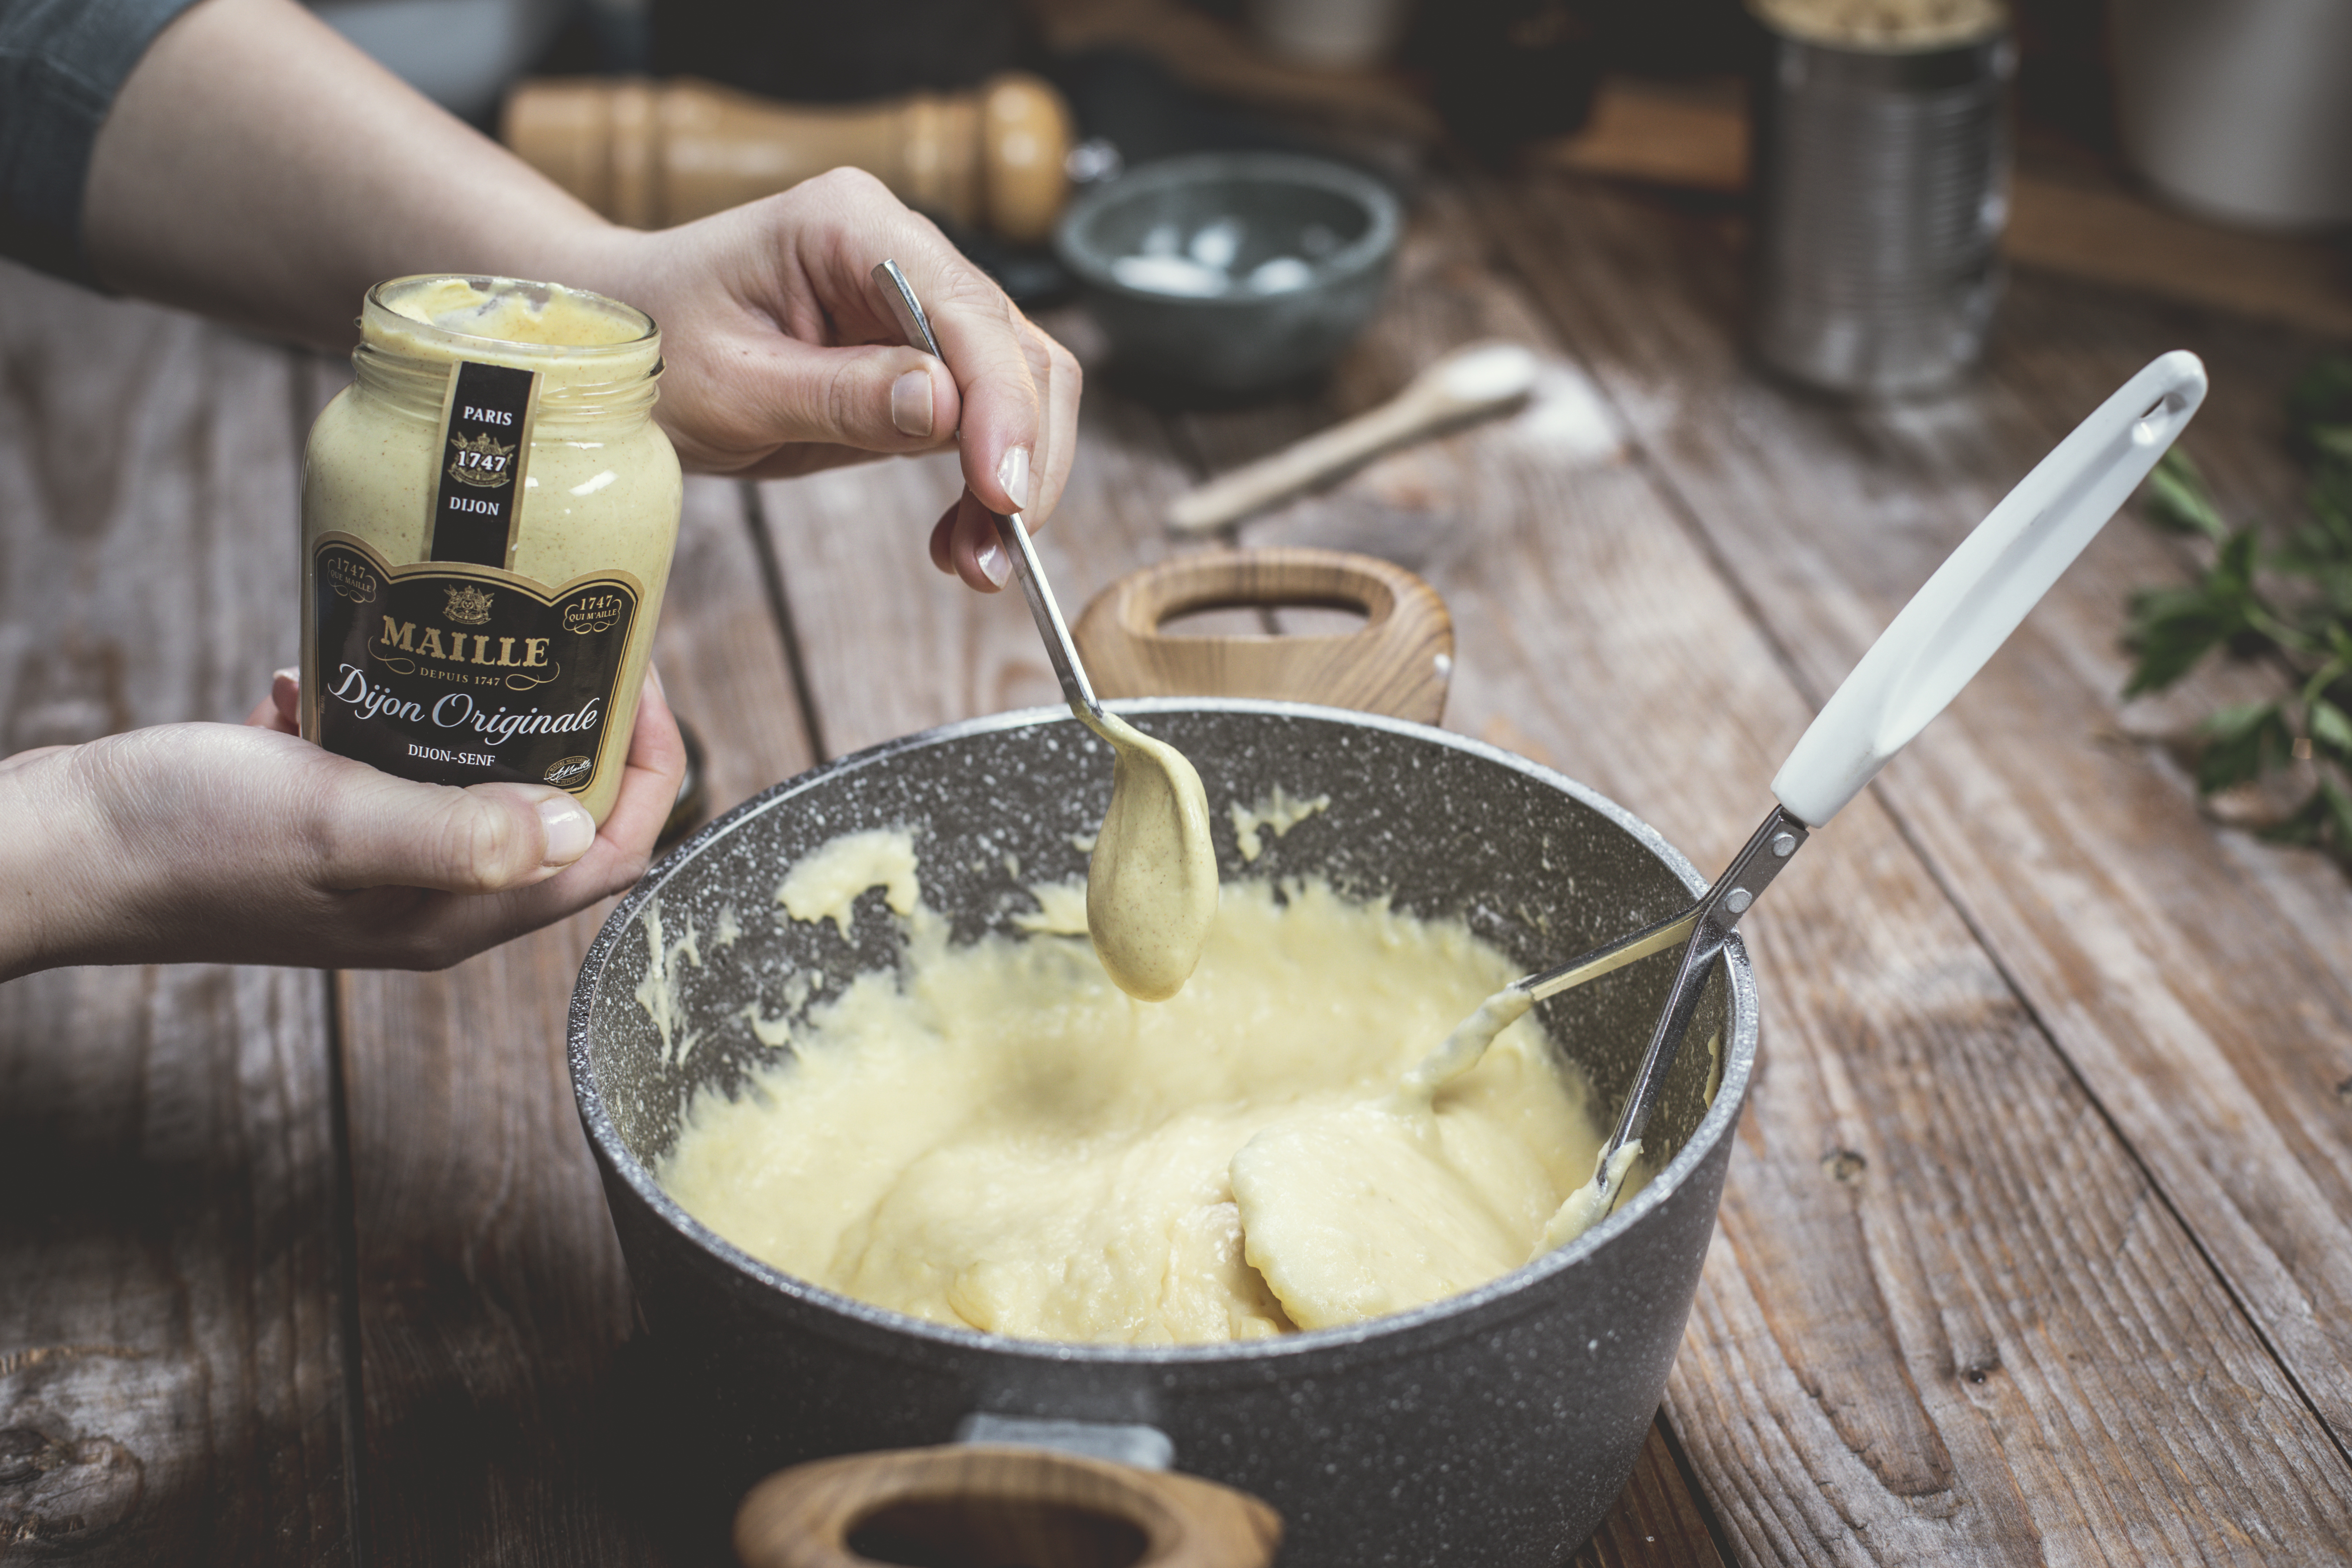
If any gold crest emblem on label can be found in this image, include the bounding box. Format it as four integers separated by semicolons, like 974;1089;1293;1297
444;583;494;624
447;430;517;488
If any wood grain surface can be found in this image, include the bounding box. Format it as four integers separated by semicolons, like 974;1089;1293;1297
0;264;347;1564
1465;170;2352;1560
11;117;2352;1568
733;1446;1282;1568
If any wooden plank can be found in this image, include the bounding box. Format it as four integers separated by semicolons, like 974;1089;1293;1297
1572;1423;1733;1568
1176;184;2352;1558
2007;178;2352;344
1533;76;2352;342
659;480;823;817
0;264;348;1564
1463;169;2352;1556
337;472;813;1564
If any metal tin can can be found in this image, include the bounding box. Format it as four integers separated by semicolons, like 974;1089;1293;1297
1748;11;2015;396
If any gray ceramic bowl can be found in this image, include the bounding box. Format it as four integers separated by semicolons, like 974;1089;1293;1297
1056;153;1402;399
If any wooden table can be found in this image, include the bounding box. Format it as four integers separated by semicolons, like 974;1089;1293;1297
6;154;2351;1566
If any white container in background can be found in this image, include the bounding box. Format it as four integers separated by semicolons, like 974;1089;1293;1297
2111;0;2352;230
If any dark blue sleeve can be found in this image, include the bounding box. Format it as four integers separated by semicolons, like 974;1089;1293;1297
0;0;206;282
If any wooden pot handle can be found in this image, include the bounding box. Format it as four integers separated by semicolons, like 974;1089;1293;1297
1072;547;1453;724
734;1446;1281;1568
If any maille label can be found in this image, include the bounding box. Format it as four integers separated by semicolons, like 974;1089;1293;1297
430;359;539;567
311;531;640;792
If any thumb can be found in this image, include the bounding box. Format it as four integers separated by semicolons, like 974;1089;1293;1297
754;342;958;452
313;771;598;895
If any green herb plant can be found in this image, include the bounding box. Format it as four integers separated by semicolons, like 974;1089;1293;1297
2123;358;2352;868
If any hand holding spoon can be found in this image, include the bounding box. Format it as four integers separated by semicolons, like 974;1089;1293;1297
872;260;1217;1001
1232;350;2211;1327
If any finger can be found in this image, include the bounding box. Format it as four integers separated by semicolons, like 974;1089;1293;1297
243;668;302;734
273;668;301;727
886;252;1044;517
584;669;684;883
996;310;1069;530
454;670;689;933
740;341;957;454
313;770;598;895
946;489;1012;593
618;665;686;827
929;501;958;575
1025;321;1082;526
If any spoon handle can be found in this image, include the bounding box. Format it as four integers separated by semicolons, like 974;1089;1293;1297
1592;807;1807;1142
1539;354;2209;1239
872;259;1107;727
1771;350;2208;827
994;507;1106;724
1519;906;1694;1003
1164;341;1536;535
1165;387;1451;535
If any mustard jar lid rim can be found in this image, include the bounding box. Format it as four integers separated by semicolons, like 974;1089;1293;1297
362;273;661;359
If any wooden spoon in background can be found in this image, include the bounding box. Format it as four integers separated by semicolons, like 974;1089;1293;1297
1165;340;1541;535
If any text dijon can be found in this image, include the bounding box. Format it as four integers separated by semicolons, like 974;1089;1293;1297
328;665;601;746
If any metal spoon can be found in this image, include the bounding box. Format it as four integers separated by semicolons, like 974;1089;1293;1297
870;258;1110;737
1229;351;2211;1332
1523;350;2213;1241
872;260;1221;1002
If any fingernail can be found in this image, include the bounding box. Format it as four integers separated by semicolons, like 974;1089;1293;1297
995;445;1034;512
539;797;595;865
976;539;1012;588
890;369;934;438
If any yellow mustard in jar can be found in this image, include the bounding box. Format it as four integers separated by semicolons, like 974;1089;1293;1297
300;274;684;824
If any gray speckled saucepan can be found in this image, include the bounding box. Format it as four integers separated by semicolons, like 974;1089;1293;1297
568;699;1757;1567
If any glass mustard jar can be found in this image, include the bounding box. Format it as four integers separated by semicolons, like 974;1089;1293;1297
301;274;683;825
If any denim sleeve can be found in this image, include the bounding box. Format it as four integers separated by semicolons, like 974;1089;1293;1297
0;0;205;282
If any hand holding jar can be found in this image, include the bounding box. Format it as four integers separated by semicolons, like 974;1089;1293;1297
0;669;684;982
0;0;1082;976
560;168;1081;595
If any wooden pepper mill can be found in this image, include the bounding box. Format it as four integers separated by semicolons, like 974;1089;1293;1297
501;73;1075;244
